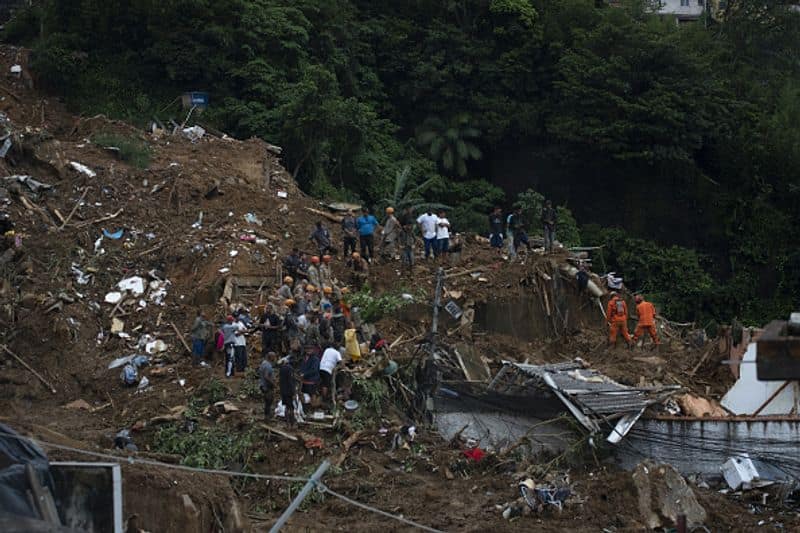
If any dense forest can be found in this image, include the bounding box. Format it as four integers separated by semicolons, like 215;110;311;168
4;0;799;324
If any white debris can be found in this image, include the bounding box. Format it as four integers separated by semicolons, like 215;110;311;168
148;280;169;306
10;64;21;74
229;250;238;257
181;126;205;142
94;235;104;255
277;191;288;198
117;276;146;296
69;161;97;178
104;291;123;304
219;267;230;274
145;339;167;354
71;263;92;285
721;455;760;491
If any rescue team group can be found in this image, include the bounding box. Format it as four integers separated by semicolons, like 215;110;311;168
185;202;657;425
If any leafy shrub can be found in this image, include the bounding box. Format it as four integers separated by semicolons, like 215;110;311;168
92;132;151;169
348;287;411;322
514;188;581;246
153;424;254;469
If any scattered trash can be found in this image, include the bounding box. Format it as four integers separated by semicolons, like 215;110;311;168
69;161;97;178
148;280;169;305
0;137;12;158
462;447;486;462
94;235;104;255
277;191;288;199
445;300;463;319
9;64;21;75
239;234;256;242
121;363;138;386
145;340;167;354
137;376;150;390
71;263;92;285
182;126;205;142
114;429;138;451
104;291;123;304
110;318;125;334
191;211;203;229
3;175;53;193
244;212;263;226
102;228;124;239
218;267;230;274
519;479;571;513
401;293;414;301
229;250;238;257
721;455;760;491
117;276;146;296
344;400;359;411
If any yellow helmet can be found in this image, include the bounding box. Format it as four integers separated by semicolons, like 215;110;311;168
385;207;395;214
283;276;293;284
284;298;295;306
306;285;317;292
323;286;333;294
352;252;360;259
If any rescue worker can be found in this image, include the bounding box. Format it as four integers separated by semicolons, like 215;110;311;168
283;299;301;352
220;315;242;377
319;255;333;287
331;304;346;345
633;295;660;346
309;221;335;256
381;206;400;260
356;207;379;261
320;286;334;310
259;352;276;420
283;249;302;279
319;344;342;401
279;357;296;426
348;251;369;289
307;256;322;288
606;291;632;348
277;276;294;301
341;210;358;257
299;345;321;401
488;207;504;253
189;311;212;366
259;304;282;355
398;206;415;269
541;199;557;253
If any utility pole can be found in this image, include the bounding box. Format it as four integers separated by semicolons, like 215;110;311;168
269;460;330;533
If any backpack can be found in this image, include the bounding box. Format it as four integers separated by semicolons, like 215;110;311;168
615;298;625;316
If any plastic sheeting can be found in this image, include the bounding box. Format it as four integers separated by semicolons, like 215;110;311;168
0;424;54;520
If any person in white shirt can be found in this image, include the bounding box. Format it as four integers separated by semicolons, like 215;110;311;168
416;210;439;260
435;210;450;259
319;345;343;399
233;319;248;374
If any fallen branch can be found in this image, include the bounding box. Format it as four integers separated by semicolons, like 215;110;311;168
58;187;90;230
443;266;490;280
333;430;365;467
137;242;164;257
74;208;124;228
689;345;715;377
1;345;56;394
170;322;193;355
259;423;299;441
303;206;342;223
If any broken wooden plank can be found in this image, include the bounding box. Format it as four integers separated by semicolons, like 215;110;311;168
73;208;124;228
259;423;299;441
58;187;90;230
304;206;343;223
170;322;192;355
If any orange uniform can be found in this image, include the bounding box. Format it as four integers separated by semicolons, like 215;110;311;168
633;300;660;345
606;295;632;346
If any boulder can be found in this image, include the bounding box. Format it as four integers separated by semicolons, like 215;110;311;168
632;460;706;529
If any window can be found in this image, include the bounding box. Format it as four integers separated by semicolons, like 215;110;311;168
680;0;689;5
698;0;705;6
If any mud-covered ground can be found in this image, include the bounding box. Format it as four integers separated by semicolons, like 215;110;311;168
1;44;787;532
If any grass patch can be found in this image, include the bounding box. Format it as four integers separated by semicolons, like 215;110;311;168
348;286;414;322
153;424;255;469
92;132;152;169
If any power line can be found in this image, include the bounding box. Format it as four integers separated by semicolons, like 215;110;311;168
1;429;445;531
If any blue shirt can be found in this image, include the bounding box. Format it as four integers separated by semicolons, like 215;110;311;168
356;215;378;236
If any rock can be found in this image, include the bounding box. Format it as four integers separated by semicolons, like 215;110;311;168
64;399;92;410
111;318;124;333
632;460;707;529
181;494;201;533
676;394;728;418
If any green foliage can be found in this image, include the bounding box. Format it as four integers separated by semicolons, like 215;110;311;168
153;424;254;469
238;368;262;399
92;133;151;169
351;376;388;416
514;188;581;246
380;166;448;213
8;0;800;322
348;287;411;323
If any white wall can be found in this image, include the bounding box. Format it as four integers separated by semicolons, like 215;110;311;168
656;0;705;17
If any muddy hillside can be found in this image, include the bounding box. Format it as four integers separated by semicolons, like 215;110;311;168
1;43;797;533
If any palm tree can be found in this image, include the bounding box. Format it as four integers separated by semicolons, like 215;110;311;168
416;114;482;176
381;166;448;213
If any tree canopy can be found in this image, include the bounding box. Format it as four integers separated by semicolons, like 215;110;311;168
5;0;800;324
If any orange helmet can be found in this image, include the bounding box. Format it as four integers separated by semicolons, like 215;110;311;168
323;286;333;295
311;256;320;264
352;252;360;259
322;255;332;263
306;284;317;292
341;287;350;294
283;276;293;284
385;207;395;214
284;299;295;306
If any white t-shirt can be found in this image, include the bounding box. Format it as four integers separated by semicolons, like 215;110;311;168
436;217;450;239
320;347;342;374
233;321;246;346
296;314;309;330
416;213;439;239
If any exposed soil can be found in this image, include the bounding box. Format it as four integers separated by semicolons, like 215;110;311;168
0;44;780;532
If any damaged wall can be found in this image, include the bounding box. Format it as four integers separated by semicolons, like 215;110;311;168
615;418;800;481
